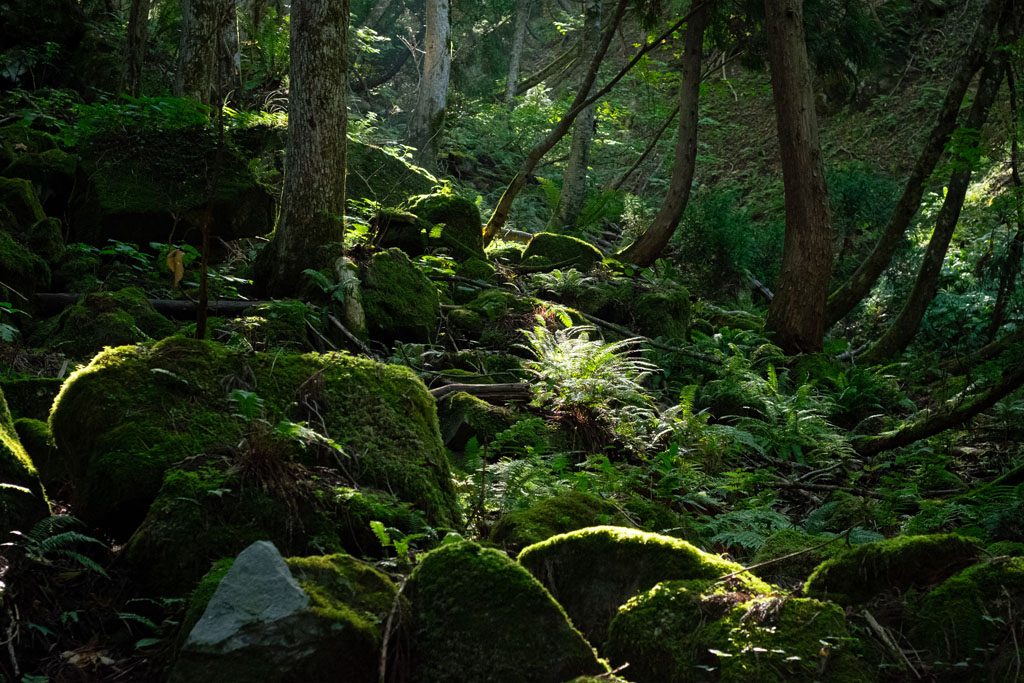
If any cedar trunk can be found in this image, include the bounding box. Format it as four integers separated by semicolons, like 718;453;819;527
176;0;229;105
125;0;150;96
262;0;349;296
763;0;833;354
408;0;451;170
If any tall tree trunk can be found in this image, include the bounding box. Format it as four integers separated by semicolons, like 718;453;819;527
505;0;532;106
861;55;1006;364
824;0;1008;326
616;1;710;266
408;0;451;171
548;0;602;230
218;0;241;99
176;0;223;105
365;0;394;28
762;0;833;354
124;0;149;96
261;0;349;296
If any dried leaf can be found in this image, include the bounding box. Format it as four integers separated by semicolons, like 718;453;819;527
166;248;185;287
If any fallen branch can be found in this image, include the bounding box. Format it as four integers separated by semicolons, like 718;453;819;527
429;382;532;403
327;314;375;357
862;610;922;679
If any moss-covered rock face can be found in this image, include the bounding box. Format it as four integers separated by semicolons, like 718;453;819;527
370;208;433;257
30;287;175;358
490;492;631;551
804;534;980;606
406;540;605;682
50;337;459;537
517;526;770;645
0;387;49;533
71;126;275;246
911;557;1024;677
607;586;870;683
521;232;603;272
362;248;440;343
347;140;437;207
406;190;484;260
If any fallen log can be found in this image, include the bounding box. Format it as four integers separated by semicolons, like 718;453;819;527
35;293;265;318
429;382;532;403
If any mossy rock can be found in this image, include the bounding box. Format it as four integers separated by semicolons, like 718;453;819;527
459;288;536;348
0;209;50;298
607;584;869;683
362;248;440;343
71;126;275;246
517;526;771;645
370;208;432;256
406;190;484;260
13;417;62;492
455;257;495;282
436;391;518;450
487;242;525;265
0;176;46;228
0;376;63;421
634;288;690;340
347;140;437;206
3;149;79;220
28;217;65;261
211;300;315;351
490;491;631;551
521;233;603;272
986;540;1024;556
804;534;980;606
0;126;60;163
751;529;847;587
0;387;49;533
50;337;459;537
30;286;175;358
406;540;606;682
911;557;1024;677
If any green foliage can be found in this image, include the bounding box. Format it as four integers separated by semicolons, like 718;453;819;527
5;514;108;577
68;96;211;144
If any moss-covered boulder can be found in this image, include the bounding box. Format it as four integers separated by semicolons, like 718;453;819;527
13;417;62;492
911;557;1024;677
606;585;870;683
173;541;396;683
50;337;459;537
362;248;440;343
517;526;770;644
490;491;631;551
0;181;51;297
436;391;519;450
30;287;175;358
407;190;484;260
0;177;46;228
211;300;315;351
370;208;433;257
521;233;603;272
71;126;275;246
804;534;980;606
3;148;79;220
406;541;605;682
347;140;437;207
634;288;690;340
0;387;49;533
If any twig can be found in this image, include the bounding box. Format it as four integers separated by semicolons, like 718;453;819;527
429;382;532;403
713;529;852;585
327;314;375;357
862;609;922;679
774;479;886;500
379;577;408;683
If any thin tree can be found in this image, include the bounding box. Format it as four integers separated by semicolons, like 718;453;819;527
824;0;1008;326
762;0;833;354
861;45;1008;362
408;0;451;170
261;0;349;296
616;0;711;265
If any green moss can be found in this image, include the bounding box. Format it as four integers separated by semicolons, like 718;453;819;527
406;190;485;260
211;300;314;351
346;140;437;207
178;557;235;646
0;376;63;421
634;288;690;340
0;226;50;296
0;177;46;228
804;534;980;605
487;242;525;265
51;337;459;536
986;540;1024;556
13;418;62;491
407;540;605;682
0;387;49;532
517;526;771;645
751;529;846;587
456;257;495;282
287;553;396;626
28;217;65;261
437;391;518;450
911;557;1024;676
490;491;630;551
362;248;440;343
52;245;102;291
521;233;603;272
4;149;78;219
330;486;430;557
30;286;175;358
371;207;432;256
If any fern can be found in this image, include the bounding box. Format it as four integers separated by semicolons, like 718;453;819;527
6;515;109;578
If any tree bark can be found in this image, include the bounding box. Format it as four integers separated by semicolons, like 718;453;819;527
176;0;227;105
261;0;349;296
824;0;1008;326
125;0;150;96
861;55;1006;363
408;0;451;171
505;0;533;106
548;0;602;230
616;1;710;266
762;0;833;354
218;0;242;99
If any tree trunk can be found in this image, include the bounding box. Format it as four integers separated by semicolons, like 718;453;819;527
408;0;451;171
762;0;833;354
261;0;349;296
365;0;394;28
824;0;1008;326
218;0;242;99
607;103;678;192
176;0;225;105
616;1;710;266
548;0;602;230
861;55;1006;363
124;0;150;96
505;0;532;106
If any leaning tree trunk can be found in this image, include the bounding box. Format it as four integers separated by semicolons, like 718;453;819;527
763;0;833;354
547;0;602;230
616;1;710;266
505;0;532;106
261;0;349;296
861;50;1007;363
408;0;451;171
824;0;1008;326
125;0;150;96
